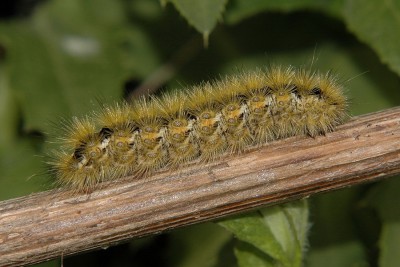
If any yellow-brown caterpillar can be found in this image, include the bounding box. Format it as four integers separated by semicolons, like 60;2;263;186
49;66;348;191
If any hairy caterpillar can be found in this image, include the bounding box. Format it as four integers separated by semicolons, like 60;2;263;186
49;66;348;191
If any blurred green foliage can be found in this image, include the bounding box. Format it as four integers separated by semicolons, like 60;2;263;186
0;0;399;266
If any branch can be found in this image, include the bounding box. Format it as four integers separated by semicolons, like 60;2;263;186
1;107;400;267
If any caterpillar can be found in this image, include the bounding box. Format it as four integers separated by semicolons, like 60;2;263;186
49;66;348;192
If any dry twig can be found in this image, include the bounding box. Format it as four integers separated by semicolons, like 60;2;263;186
1;107;400;267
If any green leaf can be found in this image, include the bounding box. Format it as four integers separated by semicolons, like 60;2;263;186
224;0;345;24
306;188;368;267
366;177;400;267
168;0;228;45
167;222;234;267
0;0;161;200
0;0;159;134
0;139;48;200
0;63;18;146
344;0;400;76
234;241;274;267
380;222;400;267
219;200;309;267
0;58;48;200
307;241;368;267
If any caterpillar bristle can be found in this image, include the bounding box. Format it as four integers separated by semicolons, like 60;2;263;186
97;103;138;179
49;149;107;192
60;117;98;148
49;66;348;192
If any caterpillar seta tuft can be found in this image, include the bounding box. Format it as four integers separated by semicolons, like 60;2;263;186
48;66;348;192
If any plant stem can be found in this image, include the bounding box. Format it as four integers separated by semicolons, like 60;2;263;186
1;107;400;267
